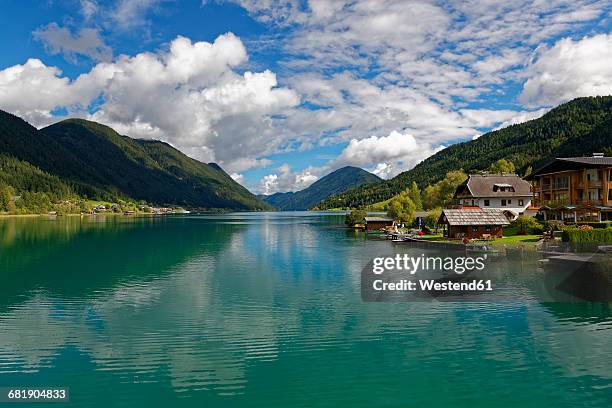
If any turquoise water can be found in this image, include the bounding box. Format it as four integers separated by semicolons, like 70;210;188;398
0;212;611;407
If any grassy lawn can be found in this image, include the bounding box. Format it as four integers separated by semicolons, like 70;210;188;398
493;234;541;244
423;228;542;247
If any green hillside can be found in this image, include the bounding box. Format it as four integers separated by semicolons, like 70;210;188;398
136;139;269;210
0;111;272;211
316;96;612;209
262;166;381;210
0;154;81;213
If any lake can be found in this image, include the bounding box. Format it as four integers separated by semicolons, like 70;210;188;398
0;212;611;407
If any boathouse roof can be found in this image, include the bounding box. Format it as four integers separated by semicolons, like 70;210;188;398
439;208;510;226
364;217;395;222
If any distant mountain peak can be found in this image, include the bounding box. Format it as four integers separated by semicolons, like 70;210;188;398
262;166;380;210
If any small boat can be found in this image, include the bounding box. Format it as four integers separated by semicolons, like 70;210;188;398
465;243;500;255
403;235;426;242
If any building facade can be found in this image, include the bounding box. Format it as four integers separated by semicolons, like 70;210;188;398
438;208;510;239
364;217;395;231
526;154;612;222
453;174;532;220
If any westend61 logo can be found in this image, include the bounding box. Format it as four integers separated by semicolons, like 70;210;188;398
362;254;493;302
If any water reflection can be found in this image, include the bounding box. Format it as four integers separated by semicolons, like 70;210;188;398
0;213;611;407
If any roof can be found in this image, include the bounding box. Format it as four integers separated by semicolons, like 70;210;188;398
439;208;510;226
558;156;612;166
364;217;394;222
527;155;612;179
454;174;531;198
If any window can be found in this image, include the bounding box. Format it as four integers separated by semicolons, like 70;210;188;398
485;225;491;232
587;169;599;182
501;199;507;206
554;176;569;189
484;199;490;206
508;200;512;205
518;199;524;206
472;226;479;232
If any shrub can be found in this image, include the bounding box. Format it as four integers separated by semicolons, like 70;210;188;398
568;221;612;229
510;215;543;235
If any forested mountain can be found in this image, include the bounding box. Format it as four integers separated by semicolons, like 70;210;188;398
316;96;612;209
0;111;272;211
262;166;381;210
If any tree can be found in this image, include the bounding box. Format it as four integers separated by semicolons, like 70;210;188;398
422;170;468;209
345;209;367;226
424;207;442;228
407;181;422;210
437;170;467;205
387;191;416;224
488;159;516;174
422;184;438;210
0;184;15;212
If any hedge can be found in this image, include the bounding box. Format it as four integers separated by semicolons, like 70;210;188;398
562;228;612;243
567;221;612;229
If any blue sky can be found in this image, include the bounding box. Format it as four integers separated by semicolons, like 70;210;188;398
0;0;611;193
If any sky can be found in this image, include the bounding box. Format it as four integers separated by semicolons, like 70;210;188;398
0;0;611;194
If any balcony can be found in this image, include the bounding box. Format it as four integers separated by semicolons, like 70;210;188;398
575;199;603;206
588;180;602;188
539;183;569;191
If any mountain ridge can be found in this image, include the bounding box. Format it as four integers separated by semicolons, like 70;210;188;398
315;96;612;209
0;111;272;210
261;166;381;210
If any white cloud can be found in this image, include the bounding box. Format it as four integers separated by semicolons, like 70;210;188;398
232;0;608;89
257;164;320;194
33;23;112;62
0;34;299;173
332;130;444;179
111;0;163;29
493;108;550;130
230;172;245;185
259;174;280;194
80;0;165;31
520;34;612;106
0;58;106;124
80;0;99;21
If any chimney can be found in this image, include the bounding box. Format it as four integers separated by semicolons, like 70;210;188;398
593;152;604;157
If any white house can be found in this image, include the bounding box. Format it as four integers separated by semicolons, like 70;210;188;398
453;174;532;220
